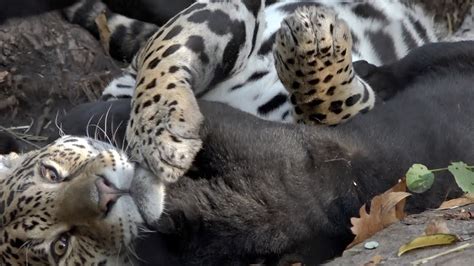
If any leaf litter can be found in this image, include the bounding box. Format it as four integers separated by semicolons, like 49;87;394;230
437;194;474;210
346;176;474;263
347;179;410;249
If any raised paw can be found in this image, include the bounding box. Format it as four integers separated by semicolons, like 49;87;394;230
274;6;375;125
126;95;203;183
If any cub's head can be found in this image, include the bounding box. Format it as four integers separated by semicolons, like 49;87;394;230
0;136;164;265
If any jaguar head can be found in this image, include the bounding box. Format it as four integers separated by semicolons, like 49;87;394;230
0;136;164;265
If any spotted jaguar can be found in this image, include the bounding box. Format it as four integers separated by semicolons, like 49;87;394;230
1;0;473;264
62;0;445;184
2;39;474;265
66;0;440;124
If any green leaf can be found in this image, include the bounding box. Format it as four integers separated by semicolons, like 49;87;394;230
406;164;435;193
448;162;474;194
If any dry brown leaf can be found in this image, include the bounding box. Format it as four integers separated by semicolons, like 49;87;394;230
443;210;474;220
347;179;411;249
390;178;407;193
363;255;383;266
424;218;450;235
437;194;474;210
94;11;111;55
0;71;9;83
390;179;408;220
0;95;18;111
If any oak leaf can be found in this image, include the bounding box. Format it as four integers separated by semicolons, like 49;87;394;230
437;194;474;210
347;179;410;249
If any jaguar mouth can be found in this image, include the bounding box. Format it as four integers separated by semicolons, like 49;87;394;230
129;166;165;227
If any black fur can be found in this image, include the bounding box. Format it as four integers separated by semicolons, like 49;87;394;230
356;41;474;101
52;99;130;147
0;0;79;22
0;132;20;154
58;41;474;265
102;0;194;26
100;0;278;26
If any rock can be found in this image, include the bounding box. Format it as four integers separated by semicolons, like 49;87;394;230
328;204;474;265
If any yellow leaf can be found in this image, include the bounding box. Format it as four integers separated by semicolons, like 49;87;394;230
437;194;474;210
398;234;459;256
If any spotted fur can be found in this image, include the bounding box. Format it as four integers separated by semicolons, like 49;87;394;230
62;0;439;183
0;1;471;264
274;6;375;124
65;0;437;123
0;136;164;265
5;39;474;264
64;0;159;62
111;0;267;183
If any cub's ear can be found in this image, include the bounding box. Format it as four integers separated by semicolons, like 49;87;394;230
0;153;22;180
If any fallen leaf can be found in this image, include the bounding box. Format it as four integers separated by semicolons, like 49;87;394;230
94;11;111;56
443;210;474;220
391;178;408;192
398;234;459;256
347;180;411;249
437;194;474;210
391;179;408;220
0;95;18;111
0;71;9;83
363;254;383;266
424;218;450;235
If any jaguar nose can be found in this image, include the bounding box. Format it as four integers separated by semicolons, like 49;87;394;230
95;176;123;215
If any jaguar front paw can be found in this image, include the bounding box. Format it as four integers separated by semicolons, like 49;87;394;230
127;101;203;183
274;6;375;125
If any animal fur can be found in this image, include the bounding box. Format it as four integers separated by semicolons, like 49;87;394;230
54;41;474;264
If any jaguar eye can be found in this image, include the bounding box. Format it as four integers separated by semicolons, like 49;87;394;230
51;234;70;260
40;163;63;183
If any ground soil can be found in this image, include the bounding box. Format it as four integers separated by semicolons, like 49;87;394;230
0;11;121;151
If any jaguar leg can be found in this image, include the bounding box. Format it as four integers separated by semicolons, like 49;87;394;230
126;0;265;183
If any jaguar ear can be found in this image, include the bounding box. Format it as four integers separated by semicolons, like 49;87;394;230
0;153;22;180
